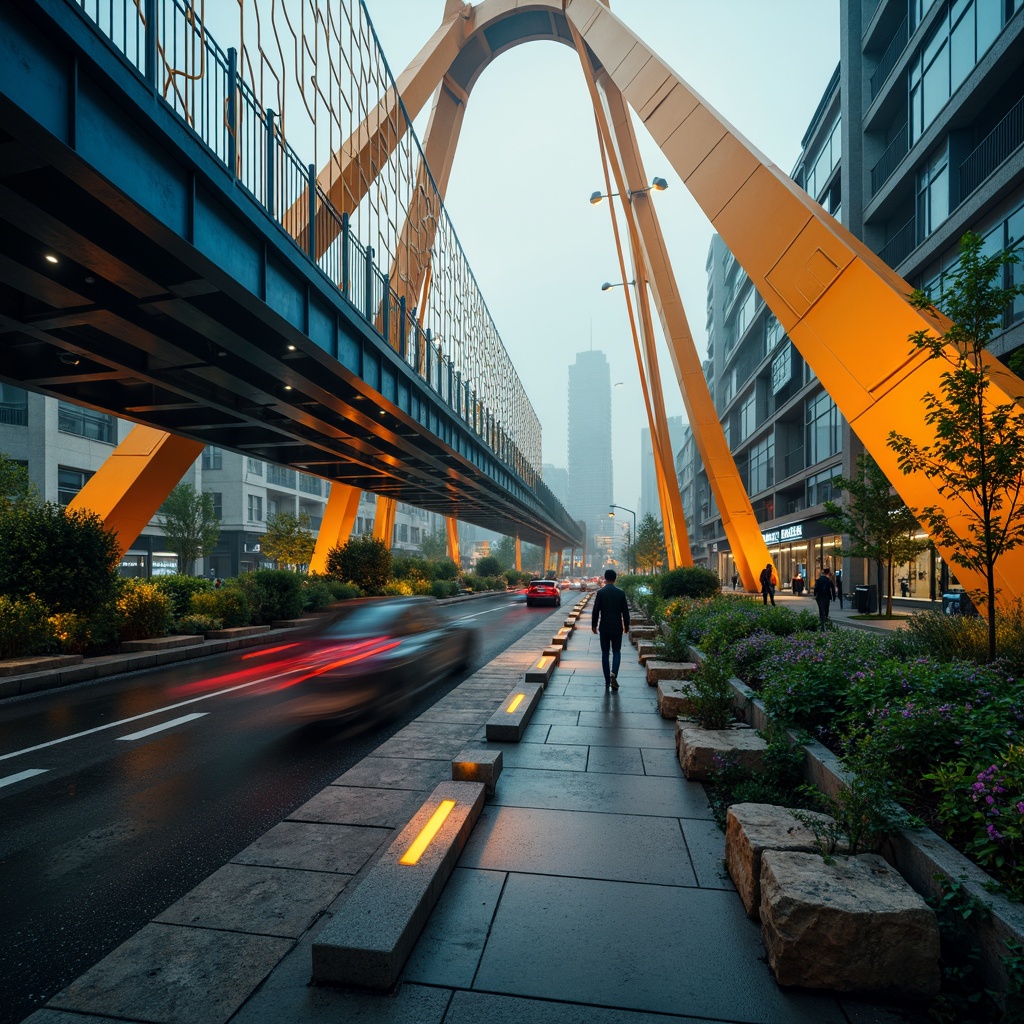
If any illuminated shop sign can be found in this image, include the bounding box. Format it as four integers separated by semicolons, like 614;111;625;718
762;523;804;545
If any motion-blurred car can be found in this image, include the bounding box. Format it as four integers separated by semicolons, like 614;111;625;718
287;597;476;724
525;579;561;607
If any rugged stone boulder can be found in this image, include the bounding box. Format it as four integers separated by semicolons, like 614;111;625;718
656;679;697;719
760;850;940;998
676;722;766;780
645;660;697;687
725;803;836;918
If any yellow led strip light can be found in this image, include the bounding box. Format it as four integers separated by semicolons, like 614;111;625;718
399;800;456;866
506;693;525;713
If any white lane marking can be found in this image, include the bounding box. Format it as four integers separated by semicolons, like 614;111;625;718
116;713;208;742
458;606;507;621
0;768;49;789
0;663;308;764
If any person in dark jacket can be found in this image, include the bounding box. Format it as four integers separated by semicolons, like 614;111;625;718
813;568;836;631
591;569;630;691
758;563;777;606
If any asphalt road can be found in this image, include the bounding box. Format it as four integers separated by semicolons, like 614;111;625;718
0;592;554;1024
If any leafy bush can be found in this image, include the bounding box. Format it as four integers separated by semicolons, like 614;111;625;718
0;595;56;658
117;579;173;641
659;566;721;600
302;578;335;612
175;613;222;635
326;537;392;594
430;580;459;599
475;555;505;577
235;569;305;624
688;658;736;730
0;500;120;615
330;582;363;601
48;612;91;655
190;586;251;628
390;554;433;586
430;557;460;582
707;730;806;825
153;574;213;619
383;580;414;596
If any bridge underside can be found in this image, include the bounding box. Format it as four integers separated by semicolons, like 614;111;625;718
0;2;578;550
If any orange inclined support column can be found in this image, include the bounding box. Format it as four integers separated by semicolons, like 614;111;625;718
515;535;522;572
67;426;204;557
373;496;398;548
309;483;362;574
446;516;461;565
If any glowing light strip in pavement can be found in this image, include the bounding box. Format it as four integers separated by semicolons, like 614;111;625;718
399;800;457;865
506;693;525;713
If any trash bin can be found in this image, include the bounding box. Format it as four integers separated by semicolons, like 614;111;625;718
942;591;976;615
854;584;876;613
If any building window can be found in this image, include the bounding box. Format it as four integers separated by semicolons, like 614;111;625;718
805;391;841;465
803;117;842;202
411;527;420;544
299;474;321;495
0;384;28;426
399;523;408;543
771;344;792;394
247;494;263;522
208;491;222;520
267;464;297;488
916;142;949;240
748;435;775;495
740;392;757;441
806;464;842;507
246;458;263;476
58;401;115;443
57;466;93;505
202;446;223;470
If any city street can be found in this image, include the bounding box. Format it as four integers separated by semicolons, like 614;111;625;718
0;593;547;1024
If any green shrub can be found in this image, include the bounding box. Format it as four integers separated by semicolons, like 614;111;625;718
430;557;460;582
48;611;91;655
326;537;392;593
117;579;173;641
659;566;721;600
302;578;335;612
383;580;414;596
689;658;736;730
235;569;305;624
0;500;120;615
475;555;505;577
190;586;251;628
390;554;433;586
0;595;56;658
330;582;363;601
153;574;213;619
175;613;222;634
430;579;459;599
708;731;806;825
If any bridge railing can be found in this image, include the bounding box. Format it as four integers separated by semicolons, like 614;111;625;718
66;0;544;496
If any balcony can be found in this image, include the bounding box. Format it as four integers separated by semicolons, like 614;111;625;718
879;214;916;269
871;121;908;195
782;445;805;479
267;465;297;489
959;94;1024;201
869;16;908;100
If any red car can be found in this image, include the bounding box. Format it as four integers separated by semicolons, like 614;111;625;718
526;579;561;608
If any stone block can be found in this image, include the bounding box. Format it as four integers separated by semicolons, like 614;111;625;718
0;654;82;678
656;679;697;719
629;625;659;647
451;748;503;796
645;660;697;687
725;803;836;918
119;635;205;652
541;644;562;665
636;641;658;665
525;655;556;686
677;722;766;780
485;684;544;742
550;629;570;649
312;781;486;989
760;850;940;998
204;625;271;639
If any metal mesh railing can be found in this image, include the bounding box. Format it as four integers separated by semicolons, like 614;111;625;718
64;0;543;490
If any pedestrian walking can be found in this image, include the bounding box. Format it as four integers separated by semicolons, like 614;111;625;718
758;562;777;606
813;568;835;631
835;567;844;609
731;572;739;591
591;568;630;691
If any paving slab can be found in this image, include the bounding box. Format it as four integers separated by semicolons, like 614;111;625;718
577;710;676;732
640;747;684;776
233;821;388;873
492;766;713;820
443;991;720;1024
332;756;451;792
471;741;588;772
23;1014;128;1024
288;786;425;828
680;817;736;891
585;745;646;775
539;694;656;714
471;874;845;1023
47;923;292;1024
460;805;698;886
413;708;492;724
528;708;580;725
154;863;349;938
371;734;481;759
401;867;506;988
546;724;676;749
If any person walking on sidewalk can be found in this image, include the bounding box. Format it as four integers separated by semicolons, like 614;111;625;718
591;568;630;691
759;562;777;606
813;567;836;631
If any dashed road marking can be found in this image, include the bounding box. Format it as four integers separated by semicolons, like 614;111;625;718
116;713;208;742
0;768;48;789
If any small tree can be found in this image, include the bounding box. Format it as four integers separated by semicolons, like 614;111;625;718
474;554;504;578
261;511;315;570
0;453;33;507
887;232;1024;660
633;513;667;574
418;528;448;560
493;535;517;570
326;536;392;594
823;453;930;617
160;484;220;575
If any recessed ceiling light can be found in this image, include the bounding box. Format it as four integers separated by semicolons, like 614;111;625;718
283;384;293;391
44;254;59;264
378;409;386;417
286;344;296;351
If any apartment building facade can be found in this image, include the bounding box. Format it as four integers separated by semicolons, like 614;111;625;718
680;0;1024;598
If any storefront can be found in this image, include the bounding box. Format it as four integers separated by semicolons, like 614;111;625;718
717;517;842;591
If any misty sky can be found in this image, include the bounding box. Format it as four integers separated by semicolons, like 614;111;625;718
362;0;840;515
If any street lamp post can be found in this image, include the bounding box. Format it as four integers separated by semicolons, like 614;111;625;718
608;504;637;575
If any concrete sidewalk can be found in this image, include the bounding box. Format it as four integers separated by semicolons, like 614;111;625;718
27;601;914;1024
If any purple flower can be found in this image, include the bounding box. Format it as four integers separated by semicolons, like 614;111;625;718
986;824;1004;842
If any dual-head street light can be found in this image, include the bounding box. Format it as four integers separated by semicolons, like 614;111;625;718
589;176;668;206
